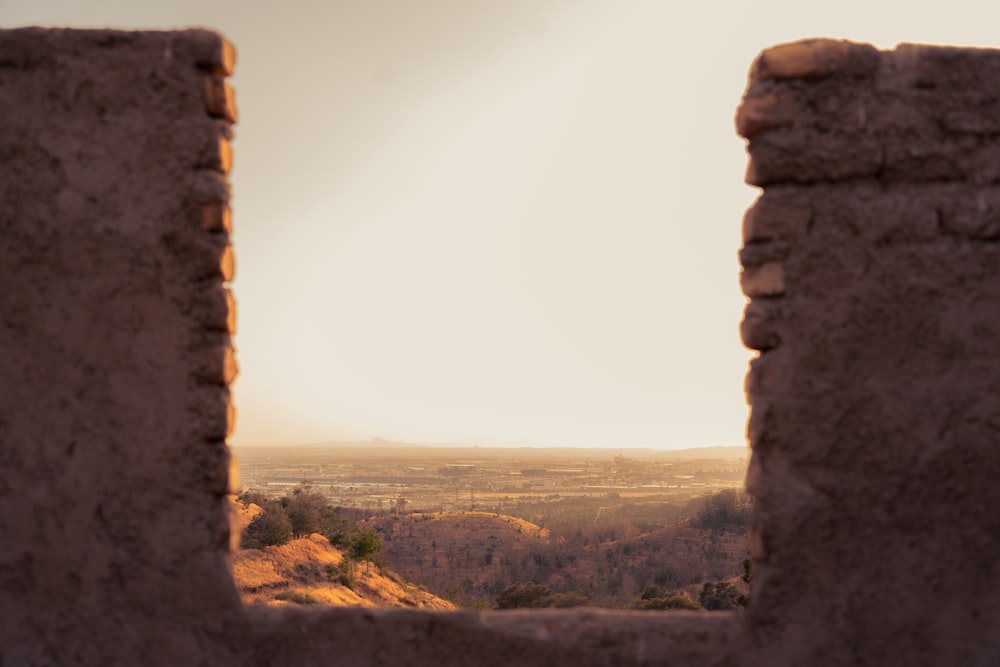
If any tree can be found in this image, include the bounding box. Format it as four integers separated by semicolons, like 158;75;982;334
495;582;554;609
698;581;747;610
694;489;752;532
237;490;270;507
635;584;703;610
283;482;328;537
640;585;668;600
494;582;589;609
243;501;293;548
321;509;357;548
348;529;383;573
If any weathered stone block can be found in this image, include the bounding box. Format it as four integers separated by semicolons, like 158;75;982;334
735;89;803;138
186;28;237;76
940;189;1000;239
745;128;883;185
742;197;811;243
193;341;239;386
751;39;879;82
740;299;781;351
740;262;785;297
187;385;236;440
205;75;238;123
894;42;1000;93
201;201;234;233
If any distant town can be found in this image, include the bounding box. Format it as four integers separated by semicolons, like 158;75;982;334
234;441;748;512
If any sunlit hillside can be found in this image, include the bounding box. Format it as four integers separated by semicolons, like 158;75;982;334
230;500;453;609
368;504;748;608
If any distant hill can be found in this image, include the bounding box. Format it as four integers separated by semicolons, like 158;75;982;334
367;508;747;608
365;511;553;607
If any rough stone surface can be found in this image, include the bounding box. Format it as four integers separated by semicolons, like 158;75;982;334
0;27;243;667
245;607;735;667
737;38;1000;667
4;29;1000;667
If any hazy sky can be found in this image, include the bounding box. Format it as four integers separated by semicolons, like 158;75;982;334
6;1;1000;448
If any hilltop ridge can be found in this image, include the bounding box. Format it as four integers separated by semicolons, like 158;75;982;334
230;500;453;609
232;534;454;609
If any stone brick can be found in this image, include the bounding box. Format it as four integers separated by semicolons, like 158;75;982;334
894;42;1000;94
881;135;982;182
735;90;803;138
196;283;237;333
742;197;811;243
745;128;883;185
193;342;239;386
740;263;785;297
207;441;235;495
185;28;237;76
201;201;233;233
187;235;235;282
740;299;782;351
187;385;235;440
940;187;1000;239
189;170;231;205
941;105;1000;134
205;75;238;123
221;244;236;282
751;39;879;82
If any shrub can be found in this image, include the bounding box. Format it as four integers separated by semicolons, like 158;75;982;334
640;585;668;600
636;595;702;611
243;501;293;548
284;483;328;537
326;560;356;589
237;490;271;507
495;582;589;609
694;489;752;532
547;592;589;608
495;582;554;609
699;581;747;610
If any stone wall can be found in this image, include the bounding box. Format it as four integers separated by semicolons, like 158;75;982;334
737;39;1000;666
2;29;999;667
0;27;241;666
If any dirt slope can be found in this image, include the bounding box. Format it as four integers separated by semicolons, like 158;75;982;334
232;533;454;609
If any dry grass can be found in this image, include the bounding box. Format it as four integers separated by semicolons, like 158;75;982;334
413;511;551;539
230;497;263;534
231;533;454;610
